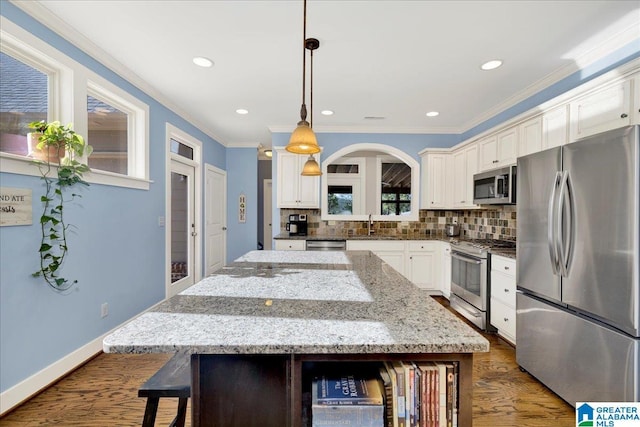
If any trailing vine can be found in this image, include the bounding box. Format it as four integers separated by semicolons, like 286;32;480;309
28;121;92;290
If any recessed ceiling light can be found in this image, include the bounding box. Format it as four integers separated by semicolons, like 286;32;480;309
426;111;439;117
321;110;334;116
236;109;249;115
193;56;213;68
481;60;503;71
364;116;385;120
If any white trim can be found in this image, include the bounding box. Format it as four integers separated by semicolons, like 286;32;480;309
9;0;228;147
0;296;169;416
321;143;419;222
165;123;203;298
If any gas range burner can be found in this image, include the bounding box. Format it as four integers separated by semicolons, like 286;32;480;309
450;239;516;257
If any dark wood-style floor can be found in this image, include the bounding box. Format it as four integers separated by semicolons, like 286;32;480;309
0;298;575;426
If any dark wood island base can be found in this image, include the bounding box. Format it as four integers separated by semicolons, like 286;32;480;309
191;352;473;427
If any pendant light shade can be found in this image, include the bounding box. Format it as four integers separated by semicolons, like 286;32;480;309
285;0;322;156
288;120;320;154
301;155;321;176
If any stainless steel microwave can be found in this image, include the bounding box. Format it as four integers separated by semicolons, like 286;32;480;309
473;165;516;205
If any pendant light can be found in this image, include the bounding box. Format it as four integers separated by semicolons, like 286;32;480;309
300;35;322;176
285;0;321;155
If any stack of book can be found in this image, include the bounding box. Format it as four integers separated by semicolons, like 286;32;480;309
379;361;458;427
310;362;458;427
311;370;385;427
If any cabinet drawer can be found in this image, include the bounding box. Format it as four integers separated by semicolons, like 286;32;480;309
346;240;405;252
491;255;516;277
407;241;436;252
491;297;516;343
491;271;516;306
274;240;306;251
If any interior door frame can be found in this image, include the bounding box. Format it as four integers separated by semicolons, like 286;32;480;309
263;179;272;250
165;123;202;297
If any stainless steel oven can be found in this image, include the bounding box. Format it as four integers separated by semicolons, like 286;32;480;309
450;244;489;330
448;239;516;331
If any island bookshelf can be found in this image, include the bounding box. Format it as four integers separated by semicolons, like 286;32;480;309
190;352;473;427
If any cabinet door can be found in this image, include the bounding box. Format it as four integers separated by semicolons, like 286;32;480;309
277;152;301;207
407;252;436;289
297;154;320;208
441;243;451;298
490;298;516;344
634;74;640;126
426;154;449;208
376;251;405;276
463;145;478;207
496;127;517;166
542;105;568;149
451;150;467;208
478;135;498;171
518;116;542;158
569;78;631;141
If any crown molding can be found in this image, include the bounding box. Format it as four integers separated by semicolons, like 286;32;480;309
9;0;229;147
460;20;640;132
226;141;262;148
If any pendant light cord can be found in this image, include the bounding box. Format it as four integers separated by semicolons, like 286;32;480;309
300;0;308;122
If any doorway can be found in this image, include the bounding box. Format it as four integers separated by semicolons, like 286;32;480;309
166;124;202;297
205;164;227;275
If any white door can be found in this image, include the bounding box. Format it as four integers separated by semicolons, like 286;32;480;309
169;160;196;295
263;179;272;250
205;164;226;275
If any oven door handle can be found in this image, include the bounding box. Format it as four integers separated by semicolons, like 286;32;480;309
451;252;483;264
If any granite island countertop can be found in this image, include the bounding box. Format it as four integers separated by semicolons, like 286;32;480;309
274;232;456;241
103;250;489;355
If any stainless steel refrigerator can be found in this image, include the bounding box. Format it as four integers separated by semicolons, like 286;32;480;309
516;125;639;405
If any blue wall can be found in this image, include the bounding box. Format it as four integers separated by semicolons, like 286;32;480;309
225;148;258;262
0;2;225;394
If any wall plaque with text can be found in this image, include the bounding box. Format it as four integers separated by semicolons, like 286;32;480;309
0;187;33;226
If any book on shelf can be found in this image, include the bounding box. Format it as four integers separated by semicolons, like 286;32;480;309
312;370;385;427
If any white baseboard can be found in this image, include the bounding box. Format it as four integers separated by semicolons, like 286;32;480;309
0;299;165;416
0;334;104;415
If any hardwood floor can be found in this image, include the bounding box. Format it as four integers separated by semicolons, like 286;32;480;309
1;301;574;426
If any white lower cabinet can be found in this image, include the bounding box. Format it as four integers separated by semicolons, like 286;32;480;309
490;255;517;345
274;239;306;251
347;240;445;293
441;243;451;298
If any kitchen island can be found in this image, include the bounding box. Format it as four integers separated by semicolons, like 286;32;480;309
104;250;489;426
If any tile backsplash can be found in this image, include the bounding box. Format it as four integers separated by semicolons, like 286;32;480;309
280;206;517;240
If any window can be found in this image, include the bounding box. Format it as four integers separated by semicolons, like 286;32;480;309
381;189;411;215
87;94;128;174
0;51;49;156
328;185;354;215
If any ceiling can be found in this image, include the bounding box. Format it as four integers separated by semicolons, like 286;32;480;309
17;1;640;149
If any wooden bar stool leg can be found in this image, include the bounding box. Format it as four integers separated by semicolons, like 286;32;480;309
170;397;188;427
141;397;160;427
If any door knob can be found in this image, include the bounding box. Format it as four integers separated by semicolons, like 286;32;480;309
222;226;227;230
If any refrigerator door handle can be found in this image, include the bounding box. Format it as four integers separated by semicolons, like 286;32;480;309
557;171;574;277
547;172;562;275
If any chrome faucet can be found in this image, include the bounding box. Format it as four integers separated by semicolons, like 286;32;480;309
368;214;374;236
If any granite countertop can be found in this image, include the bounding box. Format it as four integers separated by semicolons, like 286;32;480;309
274;233;452;241
490;248;517;259
103;250;489;355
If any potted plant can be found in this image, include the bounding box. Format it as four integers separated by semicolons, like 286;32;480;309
27;120;93;290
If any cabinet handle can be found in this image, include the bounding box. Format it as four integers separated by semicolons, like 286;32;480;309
504;317;509;322
504;266;510;270
504;288;509;293
621;113;628;119
460;201;465;203
493;160;499;163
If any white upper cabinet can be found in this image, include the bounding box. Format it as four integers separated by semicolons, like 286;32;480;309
569;78;632;142
518;116;542;158
276;149;320;208
421;151;451;209
452;143;478;209
634;74;640;125
542;104;569;150
478;127;517;171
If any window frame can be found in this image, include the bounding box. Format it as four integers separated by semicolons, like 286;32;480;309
0;17;150;190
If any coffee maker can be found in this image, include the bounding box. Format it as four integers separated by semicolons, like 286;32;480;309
286;214;307;236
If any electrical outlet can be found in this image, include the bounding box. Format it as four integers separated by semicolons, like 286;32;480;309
101;303;109;318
